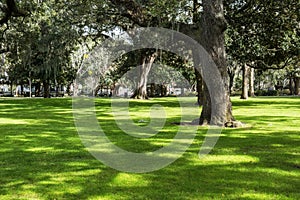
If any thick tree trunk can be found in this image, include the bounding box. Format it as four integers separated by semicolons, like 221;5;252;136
249;67;255;97
195;68;204;106
199;82;211;125
131;53;157;99
241;64;250;99
199;0;234;125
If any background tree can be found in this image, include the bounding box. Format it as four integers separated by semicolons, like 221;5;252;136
225;0;299;98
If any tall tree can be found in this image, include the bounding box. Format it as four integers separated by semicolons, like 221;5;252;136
199;0;234;125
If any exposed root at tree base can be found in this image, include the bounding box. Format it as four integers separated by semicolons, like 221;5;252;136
171;120;245;128
224;121;245;128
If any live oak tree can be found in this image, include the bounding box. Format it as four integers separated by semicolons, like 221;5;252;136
109;0;235;125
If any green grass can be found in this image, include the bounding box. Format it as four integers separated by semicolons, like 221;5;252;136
0;96;299;200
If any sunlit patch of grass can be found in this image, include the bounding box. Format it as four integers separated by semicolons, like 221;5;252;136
0;96;299;199
240;192;286;200
111;173;149;187
198;155;259;165
0;118;29;124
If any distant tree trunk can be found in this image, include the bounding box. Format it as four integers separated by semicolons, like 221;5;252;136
131;52;157;99
294;77;300;95
228;68;235;95
28;78;32;98
289;77;294;95
94;85;101;97
20;84;24;95
10;83;13;96
55;82;59;97
241;64;250;99
36;82;41;97
249;67;255;97
160;84;167;97
149;83;155;97
199;0;234;125
43;80;50;98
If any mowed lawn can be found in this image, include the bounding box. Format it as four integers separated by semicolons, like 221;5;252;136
0;96;299;200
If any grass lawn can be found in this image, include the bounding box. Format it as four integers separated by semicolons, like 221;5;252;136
0;96;299;200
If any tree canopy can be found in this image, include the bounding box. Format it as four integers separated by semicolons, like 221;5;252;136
0;0;299;124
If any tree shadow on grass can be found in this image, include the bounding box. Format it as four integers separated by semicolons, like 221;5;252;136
0;97;299;199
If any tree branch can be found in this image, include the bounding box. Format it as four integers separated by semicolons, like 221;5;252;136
0;0;27;25
109;0;148;27
247;57;293;70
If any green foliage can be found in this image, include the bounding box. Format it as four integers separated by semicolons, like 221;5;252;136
2;0;79;87
1;0;299;99
225;0;300;69
255;90;279;96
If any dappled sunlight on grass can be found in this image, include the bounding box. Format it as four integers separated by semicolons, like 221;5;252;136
0;97;299;199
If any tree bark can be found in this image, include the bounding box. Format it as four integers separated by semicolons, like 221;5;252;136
199;0;234;125
131;52;157;99
195;68;204;106
241;64;249;99
249;67;255;97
